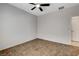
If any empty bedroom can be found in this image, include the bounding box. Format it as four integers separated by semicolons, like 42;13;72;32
0;3;79;56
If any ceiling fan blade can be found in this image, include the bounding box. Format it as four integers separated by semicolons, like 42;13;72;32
29;3;36;5
39;7;43;11
40;4;50;6
31;7;36;10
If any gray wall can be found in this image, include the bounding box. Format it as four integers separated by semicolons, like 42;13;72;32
37;5;79;44
0;3;79;50
0;4;37;50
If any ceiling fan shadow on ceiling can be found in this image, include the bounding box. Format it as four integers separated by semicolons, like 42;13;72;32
29;3;50;12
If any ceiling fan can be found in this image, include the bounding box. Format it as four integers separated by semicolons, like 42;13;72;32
29;3;50;11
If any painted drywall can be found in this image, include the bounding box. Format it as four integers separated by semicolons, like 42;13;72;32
0;4;37;50
37;5;79;44
0;3;79;50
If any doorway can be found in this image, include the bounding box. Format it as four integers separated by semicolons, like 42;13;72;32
71;16;79;47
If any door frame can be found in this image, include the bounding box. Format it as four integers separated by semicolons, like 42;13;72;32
70;16;79;43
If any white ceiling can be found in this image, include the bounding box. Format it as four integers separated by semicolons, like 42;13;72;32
10;3;79;16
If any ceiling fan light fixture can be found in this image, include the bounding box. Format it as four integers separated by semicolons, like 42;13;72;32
29;3;50;12
36;4;40;8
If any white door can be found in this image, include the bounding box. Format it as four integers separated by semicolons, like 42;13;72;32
72;16;79;41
